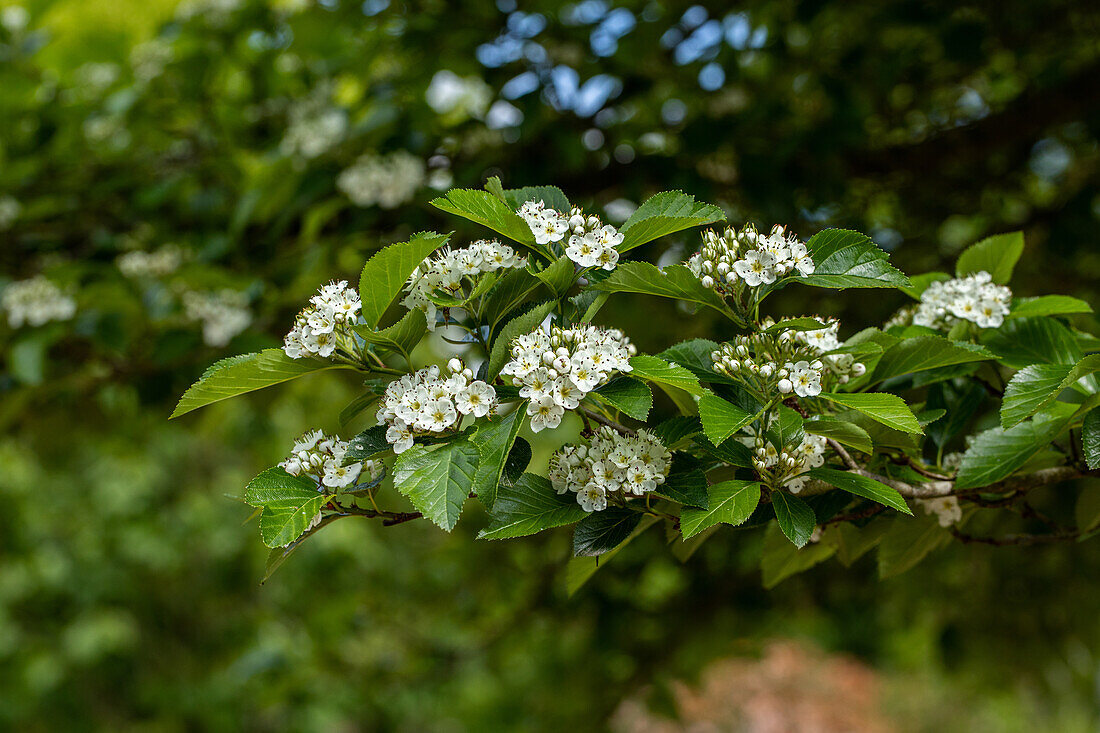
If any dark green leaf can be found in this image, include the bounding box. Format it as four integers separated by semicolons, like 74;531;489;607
771;491;816;547
573;507;643;556
593;377;653;421
1084;409;1100;471
804;417;873;454
393;438;479;531
807;468;911;514
1008;295;1093;320
954;402;1075;490
871;335;993;383
680;481;760;539
982;316;1082;368
656;453;709;509
478;473;587;540
469;409;525;511
486;301;556;379
1000;355;1100;428
344;425;390;463
354;308;426;364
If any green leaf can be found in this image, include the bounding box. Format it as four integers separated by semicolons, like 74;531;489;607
798;229;910;289
680;481;760;539
343;425;390;463
492;179;570;212
339;391;380;428
694;434;755;468
659;338;731;383
900;272;951;300
617;191;725;252
761;523;836;588
954;402;1075;490
1075;483;1100;534
431;187;538;250
982;316;1082;368
1084;409;1100;471
354;308;426;364
1001;355;1100;428
877;516;951;578
771;491;816;547
652;416;702;447
171;350;345;419
591;262;743;324
358;231;451;327
656;453;709;509
573;507;642;556
503;437;532;483
469;409;525;511
565;516;658;594
486;301;556;380
955;231;1024;284
926;380;986;448
593;377;653;421
807;468;912;514
629;354;706;396
244;467;327;548
763;317;829;334
481;268;543;330
530;255;575;298
478;473;587;540
694;392;755;445
768;405;805;450
830;521;889;567
804;417;873;454
393;438;479;531
818;392;923;435
871;335;993;383
1008;295;1093;320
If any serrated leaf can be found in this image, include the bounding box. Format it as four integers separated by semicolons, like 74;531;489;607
591;262;743;324
486;301;556;379
803;417;873;454
358;231;450;327
171;350;345;418
478;473;587;540
761;523;836;588
593;377;653;421
1001;355;1100;428
763;317;829;334
877;515;951;578
393;439;479;531
629;354;706;396
693;434;755;468
871;335;993;383
659;338;731;383
469;409;525;511
807;468;911;514
1008;295;1093;320
656;453;709;509
481;268;543;330
954;402;1075;490
819;392;923;435
530;255;575;298
244;467;327;548
343;424;390;463
565;516;658;594
652;416;702;447
926;380;986;449
695;392;755;445
354;308;426;365
493;179;570;212
982;316;1082;368
771;491;816;547
955;231;1023;284
797;229;910;289
431;188;539;250
573;507;642;556
680;481;760;539
617;191;725;252
1084;409;1100;471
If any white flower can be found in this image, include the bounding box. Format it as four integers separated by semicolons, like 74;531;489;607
914;272;1011;331
577;483;608;512
552;428;671;511
527;396;564;433
787;360;822;398
387;421;415;454
518;200;622;272
283;281;360;359
337;151;424;209
917;495;962;527
1;276;77;328
733;250;777;286
322;459;362;488
456;382;496;417
418;398;458;432
789;242;815;276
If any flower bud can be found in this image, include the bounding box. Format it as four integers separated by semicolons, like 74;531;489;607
447;358;463;373
852;362;866;377
778;378;793;394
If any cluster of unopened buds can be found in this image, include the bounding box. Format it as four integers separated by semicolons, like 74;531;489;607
548;427;672;512
283;280;362;359
748;432;827;493
375;359;497;453
686;223;815;290
912;271;1011;330
517;200;623;271
501;324;636;432
279;429;384;490
402;240;527;328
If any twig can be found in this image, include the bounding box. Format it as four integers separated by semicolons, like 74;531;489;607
578;405;636;435
949;527;1080;546
822;504;886;527
824;438;860;471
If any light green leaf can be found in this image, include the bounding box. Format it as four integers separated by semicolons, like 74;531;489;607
771;491;816;547
680;481;760;539
617;191;725;252
354;308;426;365
900;272;951;301
491;179;570;212
244;467;327;548
761;523;836;588
573;507;642;556
358;231;450;327
871;335;993;383
393;438;479;531
593;377;653;421
1084;409;1100;471
982;316;1082;368
877;515;951;578
486;301;556;380
431;188;538;249
804;417;873;454
798;229;910;289
1001;355;1100;428
658;338;731;383
819;392;923;434
763;317;829;334
591;262;743;324
954;402;1075;490
469;409;525;511
478;473;586;540
481;268;543;330
1008;295;1093;320
807;468;911;514
628;354;706;396
530;255;575;298
955;231;1024;284
696;392;754;445
171;350;345;419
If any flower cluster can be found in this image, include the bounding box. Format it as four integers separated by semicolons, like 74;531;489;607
748;433;828;493
280;95;347;160
375;359;497;454
687;223;815;290
517;200;623;271
912;272;1011;330
402;240;528;328
279;429;384;490
548;428;672;512
501;324;636;432
337;152;425;209
917;495;962;527
117;246;183;279
2;276;77;328
792;318;867;385
283;281;362;359
182;290;252;347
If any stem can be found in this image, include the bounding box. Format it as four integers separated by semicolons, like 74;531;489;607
578;405;635;435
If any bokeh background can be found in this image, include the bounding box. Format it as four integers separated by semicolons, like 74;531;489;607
2;0;1100;730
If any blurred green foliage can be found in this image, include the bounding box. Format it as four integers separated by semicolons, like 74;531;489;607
2;0;1100;729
